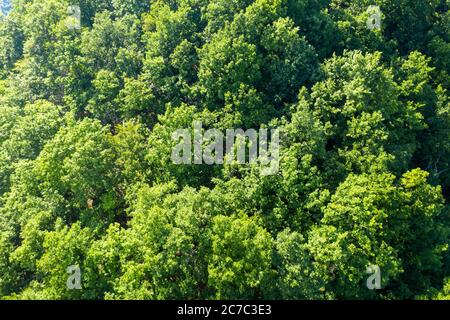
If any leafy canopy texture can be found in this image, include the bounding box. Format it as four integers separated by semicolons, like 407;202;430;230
0;0;449;300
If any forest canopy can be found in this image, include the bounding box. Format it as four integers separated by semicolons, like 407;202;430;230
0;0;449;300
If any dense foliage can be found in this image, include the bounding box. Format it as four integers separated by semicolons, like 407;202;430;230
0;0;449;300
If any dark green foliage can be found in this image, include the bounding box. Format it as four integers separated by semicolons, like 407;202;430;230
0;0;449;300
